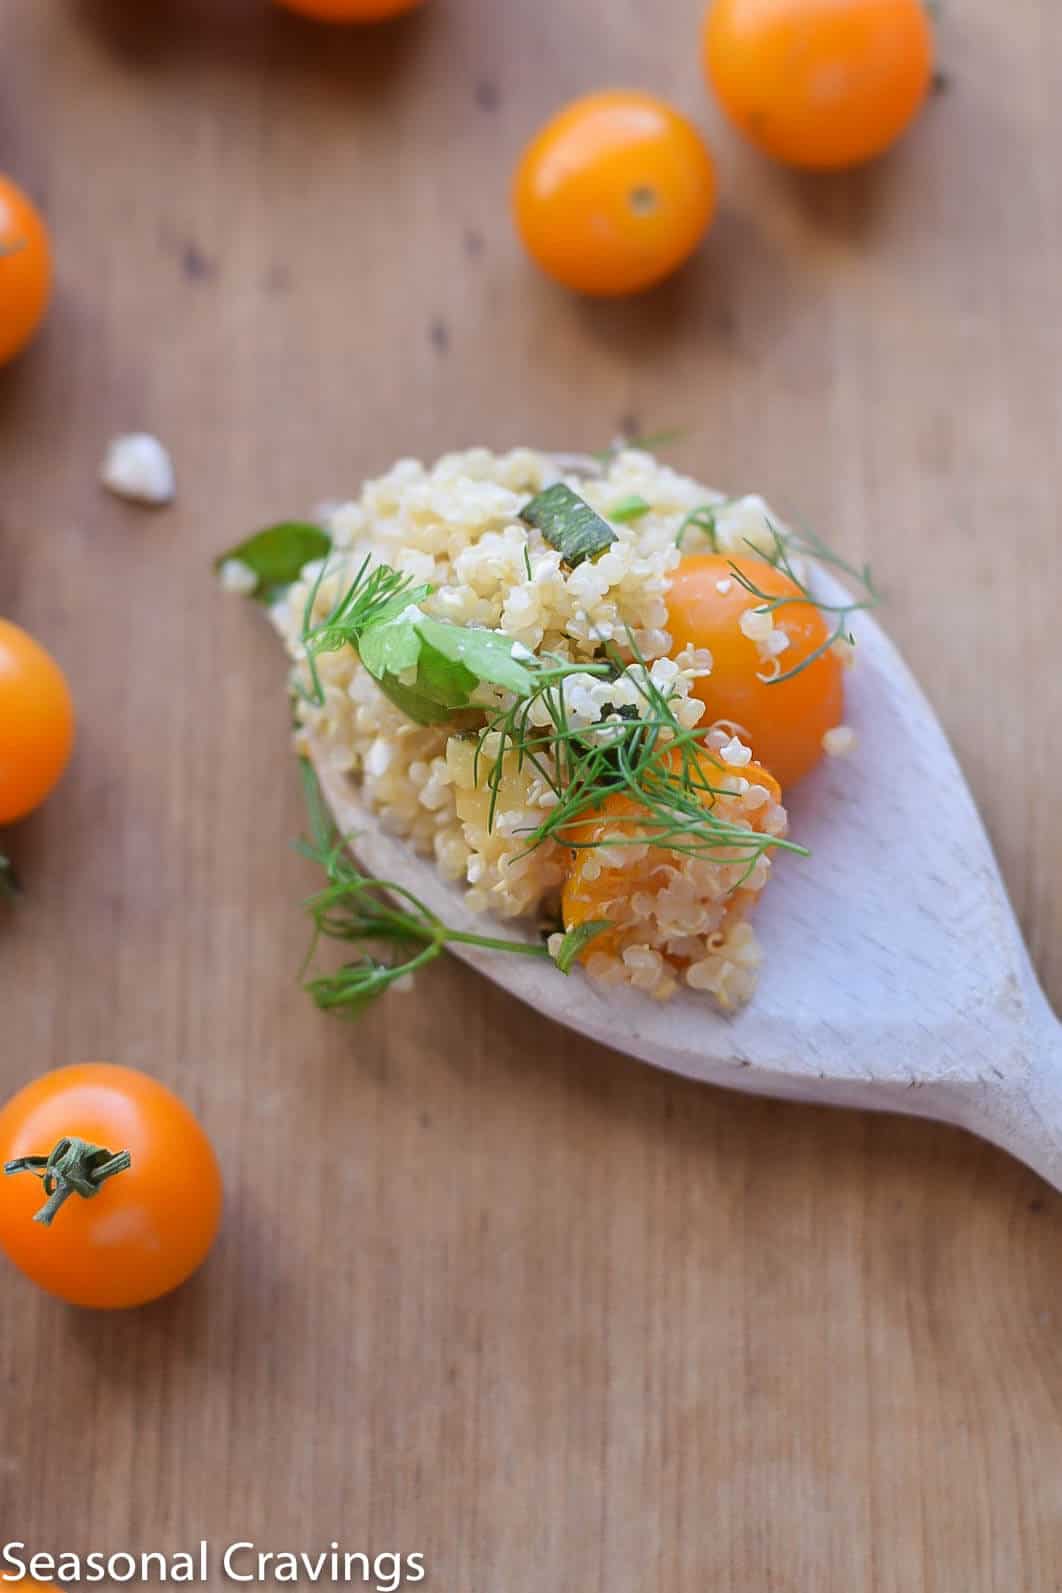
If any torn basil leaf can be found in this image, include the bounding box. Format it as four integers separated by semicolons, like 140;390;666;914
358;606;537;724
215;521;332;603
519;484;617;567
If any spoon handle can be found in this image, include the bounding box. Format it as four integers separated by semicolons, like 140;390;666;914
966;994;1062;1190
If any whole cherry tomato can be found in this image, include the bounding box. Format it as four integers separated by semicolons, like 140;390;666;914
0;620;75;826
274;0;423;19
0;1064;222;1309
0;175;52;365
703;0;934;170
666;553;845;787
513;90;718;296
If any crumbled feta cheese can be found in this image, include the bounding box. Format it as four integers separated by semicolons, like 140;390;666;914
715;578;733;595
218;558;257;596
100;433;176;505
510;641;534;661
739;606;774;643
761;628;791;658
822;726;857;757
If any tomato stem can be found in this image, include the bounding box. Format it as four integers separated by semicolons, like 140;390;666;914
3;1135;132;1227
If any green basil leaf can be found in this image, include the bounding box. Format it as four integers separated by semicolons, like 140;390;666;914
358;607;425;681
520;484;617;567
414;616;536;696
550;920;613;974
373;675;461;725
216;521;332;603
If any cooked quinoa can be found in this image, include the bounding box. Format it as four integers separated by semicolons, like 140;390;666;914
276;447;794;1007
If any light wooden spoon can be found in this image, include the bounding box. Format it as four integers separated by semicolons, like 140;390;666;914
308;567;1062;1191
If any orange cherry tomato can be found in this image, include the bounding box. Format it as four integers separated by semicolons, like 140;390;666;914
274;0;422;19
513;90;718;297
703;0;934;170
0;175;53;365
666;553;844;787
0;1064;222;1309
0;620;75;826
561;749;782;959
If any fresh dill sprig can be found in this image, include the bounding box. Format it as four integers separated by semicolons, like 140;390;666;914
675;499;739;551
299;555;428;707
476;630;808;880
296;760;549;1014
726;517;880;685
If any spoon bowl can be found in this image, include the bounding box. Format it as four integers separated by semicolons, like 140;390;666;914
310;567;1062;1188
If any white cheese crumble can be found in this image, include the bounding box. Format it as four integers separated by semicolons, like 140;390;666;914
218;559;257;596
739;606;775;643
822;726;857;757
100;433;176;505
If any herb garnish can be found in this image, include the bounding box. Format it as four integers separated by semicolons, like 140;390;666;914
675;500;739;551
300;556;547;723
608;495;651;523
550;921;613;973
215;521;333;603
296;761;549;1013
727;519;880;685
520;484;617;567
476;630;808;884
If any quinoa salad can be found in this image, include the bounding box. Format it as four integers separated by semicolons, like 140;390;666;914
222;447;863;1011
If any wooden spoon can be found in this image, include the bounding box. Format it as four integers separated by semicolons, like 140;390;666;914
308;567;1062;1191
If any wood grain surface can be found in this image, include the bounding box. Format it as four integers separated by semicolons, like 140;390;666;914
3;0;1062;1587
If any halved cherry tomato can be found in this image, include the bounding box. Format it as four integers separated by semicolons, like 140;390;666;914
0;175;52;365
0;1064;222;1309
274;0;422;19
0;620;75;826
513;90;717;296
561;749;781;959
703;0;934;170
666;553;843;787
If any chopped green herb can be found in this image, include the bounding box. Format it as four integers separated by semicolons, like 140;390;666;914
296;760;549;1014
349;600;537;723
550;920;613;974
520;484;616;567
675;501;738;551
215;521;332;603
727;518;880;685
608;495;652;523
300;557;431;708
0;854;20;902
476;627;808;882
301;557;555;725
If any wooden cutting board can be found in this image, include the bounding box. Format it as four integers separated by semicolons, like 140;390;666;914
2;0;1061;1586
